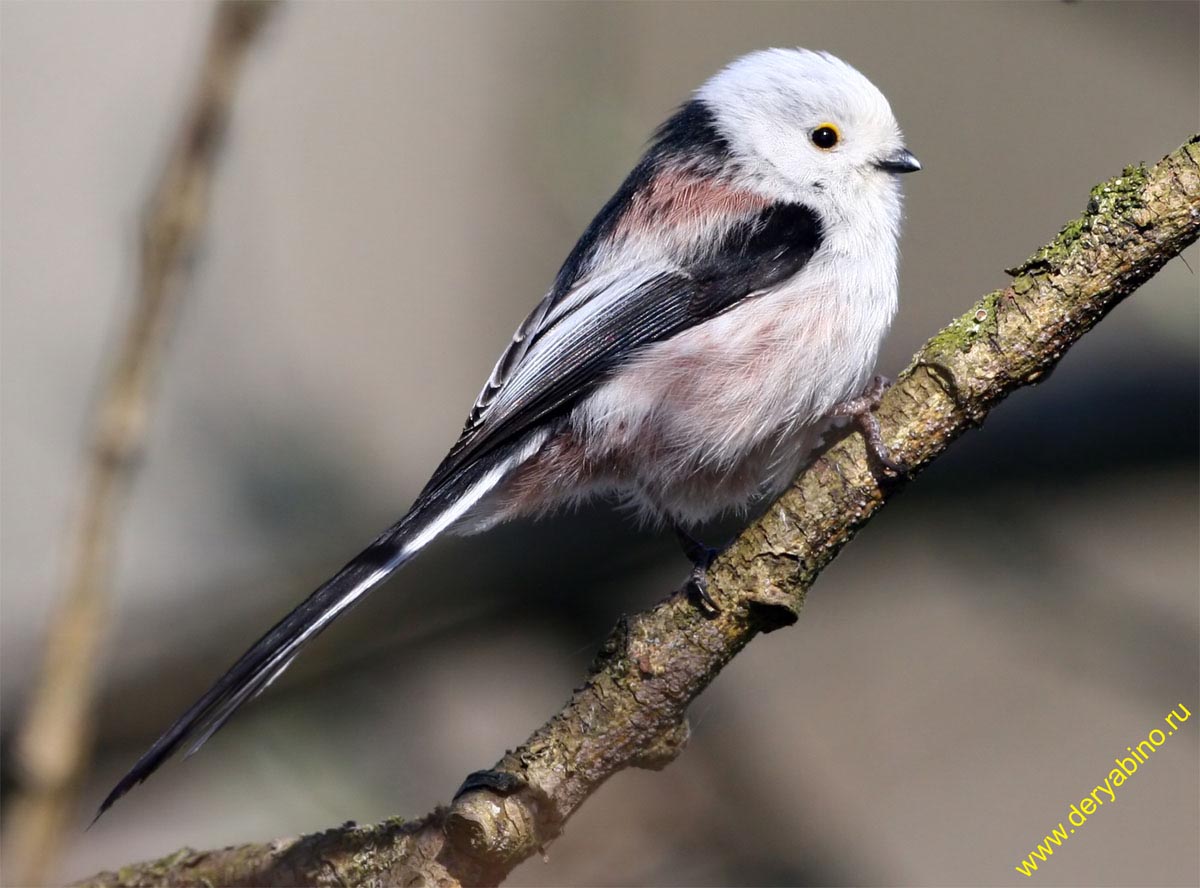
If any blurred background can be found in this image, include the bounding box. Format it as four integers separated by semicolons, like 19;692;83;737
1;2;1197;885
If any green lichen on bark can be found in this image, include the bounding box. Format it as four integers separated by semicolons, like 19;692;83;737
76;135;1200;888
1009;157;1158;276
923;288;1005;356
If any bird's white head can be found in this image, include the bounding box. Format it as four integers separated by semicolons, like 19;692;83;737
697;48;918;233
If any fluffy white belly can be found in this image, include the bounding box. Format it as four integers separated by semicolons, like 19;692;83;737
462;253;897;531
573;264;893;522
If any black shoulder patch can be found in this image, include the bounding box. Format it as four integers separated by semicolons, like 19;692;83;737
689;203;824;316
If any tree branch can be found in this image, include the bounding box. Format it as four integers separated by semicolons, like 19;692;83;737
77;136;1200;887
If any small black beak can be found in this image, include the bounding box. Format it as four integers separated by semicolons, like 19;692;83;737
875;148;922;174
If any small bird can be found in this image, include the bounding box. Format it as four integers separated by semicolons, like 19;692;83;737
99;48;919;816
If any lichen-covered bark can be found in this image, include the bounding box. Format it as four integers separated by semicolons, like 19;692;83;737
78;136;1200;888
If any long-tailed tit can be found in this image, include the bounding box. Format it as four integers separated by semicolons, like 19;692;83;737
99;48;919;815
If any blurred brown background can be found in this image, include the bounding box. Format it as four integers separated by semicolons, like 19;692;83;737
1;2;1197;885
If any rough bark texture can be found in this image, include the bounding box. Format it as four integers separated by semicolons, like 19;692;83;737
77;137;1200;888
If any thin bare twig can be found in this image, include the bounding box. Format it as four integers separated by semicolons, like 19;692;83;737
4;4;277;884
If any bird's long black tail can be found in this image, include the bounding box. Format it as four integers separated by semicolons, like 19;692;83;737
96;440;534;819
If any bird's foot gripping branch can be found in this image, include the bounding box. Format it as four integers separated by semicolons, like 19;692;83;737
79;137;1198;888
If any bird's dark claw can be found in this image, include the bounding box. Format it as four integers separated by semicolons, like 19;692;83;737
673;524;722;614
686;565;720;614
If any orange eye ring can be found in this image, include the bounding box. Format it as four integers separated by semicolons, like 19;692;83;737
810;123;841;150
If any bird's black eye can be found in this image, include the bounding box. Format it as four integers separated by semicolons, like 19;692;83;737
810;123;841;150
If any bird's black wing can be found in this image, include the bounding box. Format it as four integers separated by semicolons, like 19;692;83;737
424;200;824;494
